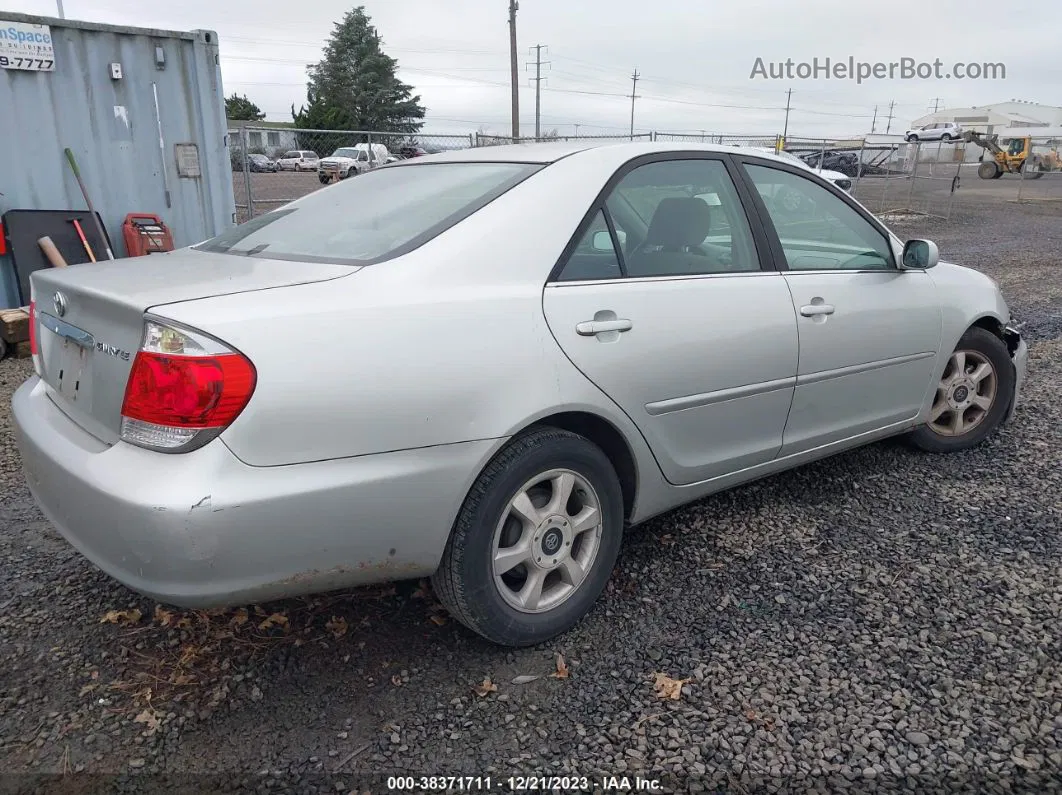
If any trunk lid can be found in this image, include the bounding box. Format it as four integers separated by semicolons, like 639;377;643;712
30;248;353;444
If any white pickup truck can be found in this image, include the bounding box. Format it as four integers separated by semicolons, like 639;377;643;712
318;143;391;184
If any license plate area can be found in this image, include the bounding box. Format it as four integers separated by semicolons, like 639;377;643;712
39;313;95;409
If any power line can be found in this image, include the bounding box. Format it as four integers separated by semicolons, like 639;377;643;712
527;44;550;138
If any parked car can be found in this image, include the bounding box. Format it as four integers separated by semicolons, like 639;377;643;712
247;153;278;173
798;149;863;177
14;143;1027;648
275;150;320;171
318;143;391;184
749;147;853;191
399;145;430;159
905;121;963;143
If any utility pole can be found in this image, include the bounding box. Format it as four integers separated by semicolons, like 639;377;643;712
55;0;65;17
782;88;792;142
885;100;896;134
574;123;580;136
929;97;942;113
871;105;878;133
527;44;550;139
629;69;640;139
508;0;520;139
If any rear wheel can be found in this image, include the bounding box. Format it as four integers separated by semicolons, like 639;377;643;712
978;160;1001;179
907;328;1014;453
906;134;919;143
432;427;624;647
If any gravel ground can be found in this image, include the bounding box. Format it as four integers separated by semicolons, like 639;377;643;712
1;201;1060;794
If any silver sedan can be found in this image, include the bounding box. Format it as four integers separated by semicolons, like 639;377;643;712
13;142;1028;647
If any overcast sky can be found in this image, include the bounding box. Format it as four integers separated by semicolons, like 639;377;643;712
8;0;1060;137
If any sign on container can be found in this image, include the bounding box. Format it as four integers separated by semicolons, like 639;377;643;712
0;21;56;71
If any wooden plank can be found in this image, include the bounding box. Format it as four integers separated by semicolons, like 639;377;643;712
0;308;30;344
13;340;31;358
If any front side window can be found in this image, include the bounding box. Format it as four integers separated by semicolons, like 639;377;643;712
744;163;893;271
559;158;761;279
196;162;541;266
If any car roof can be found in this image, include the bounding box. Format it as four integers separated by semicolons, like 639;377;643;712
397;140;800;167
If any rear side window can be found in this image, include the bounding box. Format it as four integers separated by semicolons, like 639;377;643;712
197;162;542;265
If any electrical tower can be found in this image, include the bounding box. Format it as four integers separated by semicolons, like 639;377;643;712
629;70;640;138
527;44;550;139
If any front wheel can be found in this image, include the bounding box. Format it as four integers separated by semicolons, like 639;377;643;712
432;427;624;647
907;327;1015;453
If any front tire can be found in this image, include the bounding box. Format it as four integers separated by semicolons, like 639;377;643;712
907;327;1015;453
432;427;624;647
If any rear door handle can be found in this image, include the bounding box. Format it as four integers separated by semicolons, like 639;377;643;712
576;319;633;336
799;304;835;317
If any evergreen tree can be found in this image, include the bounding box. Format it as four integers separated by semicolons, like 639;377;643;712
293;5;425;149
225;94;265;121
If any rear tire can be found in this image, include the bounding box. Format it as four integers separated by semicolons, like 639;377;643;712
432;427;624;647
907;327;1014;454
978;160;1001;180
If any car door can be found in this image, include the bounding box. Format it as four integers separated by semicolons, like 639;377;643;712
542;155;799;486
737;158;942;457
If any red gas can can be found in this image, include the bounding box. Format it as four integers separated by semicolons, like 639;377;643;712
122;213;175;257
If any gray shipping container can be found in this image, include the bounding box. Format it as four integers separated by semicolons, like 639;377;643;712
0;12;235;308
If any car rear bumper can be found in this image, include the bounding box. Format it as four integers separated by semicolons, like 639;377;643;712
13;376;495;608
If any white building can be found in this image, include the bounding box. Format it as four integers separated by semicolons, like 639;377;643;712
226;120;300;158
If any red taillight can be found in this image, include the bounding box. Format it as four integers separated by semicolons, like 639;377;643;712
122;351;256;428
29;300;38;356
119;319;256;452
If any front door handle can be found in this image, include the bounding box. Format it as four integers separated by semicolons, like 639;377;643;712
576;319;633;336
799;303;835;317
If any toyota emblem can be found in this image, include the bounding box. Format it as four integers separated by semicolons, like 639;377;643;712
53;291;67;318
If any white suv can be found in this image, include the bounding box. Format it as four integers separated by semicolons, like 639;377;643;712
904;122;963;143
275;150;320;171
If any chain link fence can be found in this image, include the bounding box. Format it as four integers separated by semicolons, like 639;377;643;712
229;127;475;222
227;126;1062;227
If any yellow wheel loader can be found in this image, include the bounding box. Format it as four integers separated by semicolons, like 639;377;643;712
962;130;1061;179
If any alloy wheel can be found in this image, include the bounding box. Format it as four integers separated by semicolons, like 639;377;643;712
928;349;997;436
491;469;603;614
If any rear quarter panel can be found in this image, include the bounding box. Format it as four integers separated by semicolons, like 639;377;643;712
152;149;665;512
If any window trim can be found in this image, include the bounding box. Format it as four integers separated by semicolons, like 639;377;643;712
547;151;778;284
730;154;899;273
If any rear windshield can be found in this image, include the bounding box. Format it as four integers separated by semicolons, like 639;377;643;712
196;162;541;265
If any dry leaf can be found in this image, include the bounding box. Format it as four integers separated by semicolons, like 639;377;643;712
230;608;249;627
258;613;289;631
744;708;758;721
153;606;175;627
473;678;498;697
134;708;161;733
79;684;97;697
429;615;447;626
173;675;196;686
391;674;402;686
551;654;570;680
412;579;431;599
652;673;689;700
325;616;349;639
175;616;194;629
254;605;267;617
512;674;540;685
100;609;142;626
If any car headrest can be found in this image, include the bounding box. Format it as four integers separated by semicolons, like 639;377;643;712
645;197;712;249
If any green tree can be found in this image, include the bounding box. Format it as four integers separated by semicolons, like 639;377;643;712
225;93;266;121
293;5;425;149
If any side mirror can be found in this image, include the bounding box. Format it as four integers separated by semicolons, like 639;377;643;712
592;230;614;251
902;239;939;269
